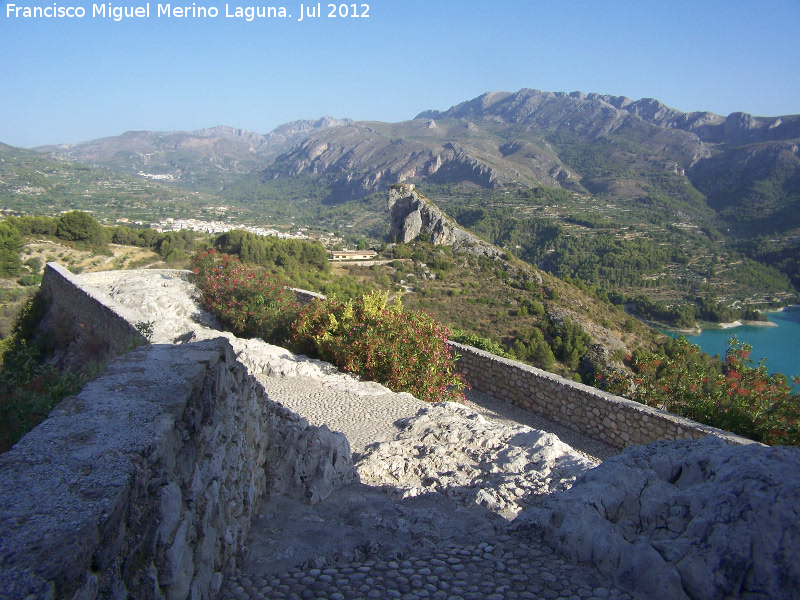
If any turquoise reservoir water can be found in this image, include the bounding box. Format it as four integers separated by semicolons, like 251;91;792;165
665;306;800;381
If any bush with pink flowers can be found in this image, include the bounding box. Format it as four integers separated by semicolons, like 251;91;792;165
192;249;299;343
193;251;466;403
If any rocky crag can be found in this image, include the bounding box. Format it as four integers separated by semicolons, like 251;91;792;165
514;437;800;599
387;184;502;257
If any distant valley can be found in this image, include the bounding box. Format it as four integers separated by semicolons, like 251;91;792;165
2;88;798;325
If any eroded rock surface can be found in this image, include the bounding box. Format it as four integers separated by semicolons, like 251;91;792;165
387;184;501;257
512;437;800;600
358;402;595;519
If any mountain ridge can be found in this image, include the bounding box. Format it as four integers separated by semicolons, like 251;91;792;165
418;88;800;144
12;87;800;290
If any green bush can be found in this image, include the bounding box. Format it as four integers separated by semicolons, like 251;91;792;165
0;292;89;452
291;292;466;403
0;222;23;277
56;211;106;245
449;329;512;359
17;274;41;287
598;336;800;445
215;230;329;272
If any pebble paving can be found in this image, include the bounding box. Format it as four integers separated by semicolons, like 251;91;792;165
221;534;631;600
226;376;631;600
463;389;619;463
255;375;423;457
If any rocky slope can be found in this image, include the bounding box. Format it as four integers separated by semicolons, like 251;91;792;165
387;184;500;256
513;437;800;599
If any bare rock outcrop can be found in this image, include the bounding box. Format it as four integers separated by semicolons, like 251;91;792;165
512;437;800;600
387;184;502;257
357;402;594;518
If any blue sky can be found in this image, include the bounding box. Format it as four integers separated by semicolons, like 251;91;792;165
1;0;799;147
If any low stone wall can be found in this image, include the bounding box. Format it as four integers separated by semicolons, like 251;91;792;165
0;338;355;600
452;342;754;449
0;266;356;599
292;287;326;305
40;262;149;360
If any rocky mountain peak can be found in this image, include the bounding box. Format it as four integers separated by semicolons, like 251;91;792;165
417;88;800;145
387;184;501;257
191;125;267;147
270;116;353;137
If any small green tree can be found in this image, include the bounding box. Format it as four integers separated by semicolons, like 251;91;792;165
56;211;105;245
0;223;23;277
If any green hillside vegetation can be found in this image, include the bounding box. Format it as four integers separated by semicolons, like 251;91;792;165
0;144;224;224
211;230;380;299
2;212;206;265
0;291;94;452
333;239;661;379
415;183;796;328
735;234;800;288
217;172;391;238
1;141;392;242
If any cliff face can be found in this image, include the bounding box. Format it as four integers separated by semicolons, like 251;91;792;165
387;184;501;257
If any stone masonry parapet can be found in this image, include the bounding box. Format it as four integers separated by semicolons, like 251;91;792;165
0;338;356;599
40;262;148;359
451;342;755;449
2;266;357;599
291;288;325;305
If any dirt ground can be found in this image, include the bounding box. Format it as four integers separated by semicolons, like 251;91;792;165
22;241;163;273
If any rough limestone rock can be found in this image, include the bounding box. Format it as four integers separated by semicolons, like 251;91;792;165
511;437;800;600
387;184;502;257
266;421;356;505
357;402;594;518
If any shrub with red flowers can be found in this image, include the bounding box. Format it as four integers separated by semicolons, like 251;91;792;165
192;249;299;343
291;291;467;403
596;335;799;445
192;252;466;403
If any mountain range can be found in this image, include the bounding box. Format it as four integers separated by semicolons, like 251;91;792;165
2;88;797;300
31;89;799;237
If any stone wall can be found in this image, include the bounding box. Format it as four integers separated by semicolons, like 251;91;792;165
452;342;755;448
0;266;356;599
292;287;326;306
39;262;149;361
0;338;355;600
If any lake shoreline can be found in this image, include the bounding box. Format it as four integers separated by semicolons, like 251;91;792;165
663;319;778;336
663;311;792;336
663;306;800;383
